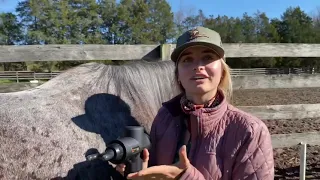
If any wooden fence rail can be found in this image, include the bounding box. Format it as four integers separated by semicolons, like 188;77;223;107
231;67;319;76
1;43;320;62
0;71;60;82
0;67;319;82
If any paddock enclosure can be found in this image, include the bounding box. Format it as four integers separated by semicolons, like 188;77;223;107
1;43;320;179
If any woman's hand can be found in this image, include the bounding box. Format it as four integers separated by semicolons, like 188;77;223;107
127;145;191;179
115;148;149;176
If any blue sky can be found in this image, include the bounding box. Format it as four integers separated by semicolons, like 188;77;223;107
167;0;319;19
0;0;319;19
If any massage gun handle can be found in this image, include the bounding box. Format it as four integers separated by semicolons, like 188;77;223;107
124;153;144;176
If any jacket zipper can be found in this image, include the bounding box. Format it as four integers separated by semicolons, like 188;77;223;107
170;120;180;164
191;115;201;164
197;115;200;137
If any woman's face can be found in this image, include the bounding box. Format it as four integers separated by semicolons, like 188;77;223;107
177;45;223;96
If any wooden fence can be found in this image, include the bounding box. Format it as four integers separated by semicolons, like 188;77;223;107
1;43;320;179
231;67;319;76
0;71;60;82
1;43;320;62
1;43;319;83
0;67;319;82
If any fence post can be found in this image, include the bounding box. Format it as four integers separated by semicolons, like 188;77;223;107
16;72;19;83
160;44;172;61
300;142;307;180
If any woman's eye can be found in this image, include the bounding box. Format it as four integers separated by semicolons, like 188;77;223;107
182;58;192;63
203;55;213;60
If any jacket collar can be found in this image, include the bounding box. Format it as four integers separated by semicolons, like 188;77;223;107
162;89;228;135
163;89;227;116
162;93;184;117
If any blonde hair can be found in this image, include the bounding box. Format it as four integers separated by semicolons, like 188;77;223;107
219;58;233;102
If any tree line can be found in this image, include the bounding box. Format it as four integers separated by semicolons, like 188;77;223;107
1;0;320;72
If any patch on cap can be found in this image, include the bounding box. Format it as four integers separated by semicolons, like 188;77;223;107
188;28;209;40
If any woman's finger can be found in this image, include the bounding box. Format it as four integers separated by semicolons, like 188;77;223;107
116;163;126;170
142;148;149;169
143;149;149;161
178;145;190;168
115;164;126;176
127;165;167;178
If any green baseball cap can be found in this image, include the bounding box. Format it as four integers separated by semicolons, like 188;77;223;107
171;26;225;63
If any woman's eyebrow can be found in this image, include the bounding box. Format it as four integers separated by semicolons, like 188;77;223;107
179;51;192;58
202;49;216;54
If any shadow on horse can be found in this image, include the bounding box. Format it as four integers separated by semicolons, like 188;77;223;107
0;60;180;179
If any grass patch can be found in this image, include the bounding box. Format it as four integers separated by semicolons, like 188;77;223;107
0;79;49;84
0;79;15;84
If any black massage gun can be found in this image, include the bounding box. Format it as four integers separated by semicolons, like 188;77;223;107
85;126;151;177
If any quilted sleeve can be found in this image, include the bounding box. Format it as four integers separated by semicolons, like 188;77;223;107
232;121;275;180
147;106;168;167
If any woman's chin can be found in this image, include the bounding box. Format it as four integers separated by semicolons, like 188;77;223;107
188;87;210;94
186;85;217;95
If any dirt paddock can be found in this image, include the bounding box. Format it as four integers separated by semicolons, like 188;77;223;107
273;144;320;180
232;87;320;106
264;118;320;179
232;88;320;179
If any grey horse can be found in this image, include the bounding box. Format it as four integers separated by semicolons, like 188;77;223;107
0;60;180;179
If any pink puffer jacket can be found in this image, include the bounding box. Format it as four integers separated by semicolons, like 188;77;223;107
148;92;274;180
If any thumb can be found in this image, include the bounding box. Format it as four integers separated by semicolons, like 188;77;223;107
142;148;149;169
178;145;190;168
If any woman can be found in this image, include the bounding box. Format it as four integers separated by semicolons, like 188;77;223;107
116;26;275;179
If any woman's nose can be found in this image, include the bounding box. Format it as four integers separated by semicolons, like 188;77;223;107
193;65;204;71
193;61;205;71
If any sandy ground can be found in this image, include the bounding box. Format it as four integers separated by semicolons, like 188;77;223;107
232;88;320;106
